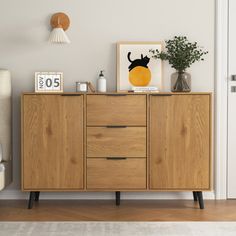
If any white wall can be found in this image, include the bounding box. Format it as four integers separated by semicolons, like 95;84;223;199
0;0;215;199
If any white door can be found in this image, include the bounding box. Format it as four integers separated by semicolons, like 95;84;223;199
228;0;236;198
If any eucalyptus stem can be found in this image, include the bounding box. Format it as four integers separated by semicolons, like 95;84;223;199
150;36;208;71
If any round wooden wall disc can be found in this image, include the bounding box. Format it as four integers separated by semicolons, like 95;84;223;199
50;12;70;31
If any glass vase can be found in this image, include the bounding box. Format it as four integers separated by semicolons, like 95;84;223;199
171;71;191;92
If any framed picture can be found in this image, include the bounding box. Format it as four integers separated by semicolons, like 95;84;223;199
117;42;163;91
35;72;63;93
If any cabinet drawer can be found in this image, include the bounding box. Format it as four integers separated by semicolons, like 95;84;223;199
87;127;146;157
87;158;146;189
86;95;146;126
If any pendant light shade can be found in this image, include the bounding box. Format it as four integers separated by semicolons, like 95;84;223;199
49;27;71;44
49;12;71;44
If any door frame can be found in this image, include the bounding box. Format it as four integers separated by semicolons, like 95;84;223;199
215;0;228;199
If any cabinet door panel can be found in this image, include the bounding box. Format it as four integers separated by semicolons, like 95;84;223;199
22;95;84;190
150;95;211;190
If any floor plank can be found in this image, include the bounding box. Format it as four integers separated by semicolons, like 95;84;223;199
0;200;235;221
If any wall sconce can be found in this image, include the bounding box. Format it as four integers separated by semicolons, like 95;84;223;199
49;12;71;44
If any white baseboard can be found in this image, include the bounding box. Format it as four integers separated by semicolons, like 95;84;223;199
0;189;215;200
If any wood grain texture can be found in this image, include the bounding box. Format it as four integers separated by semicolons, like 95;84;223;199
86;95;147;126
87;127;146;158
1;200;235;221
150;95;211;190
22;95;84;190
87;158;146;189
21;93;212;193
22;92;213;96
50;12;70;30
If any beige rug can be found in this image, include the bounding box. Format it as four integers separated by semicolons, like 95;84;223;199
0;222;236;236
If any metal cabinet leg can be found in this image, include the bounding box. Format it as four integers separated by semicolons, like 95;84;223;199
35;191;40;202
115;191;120;206
196;191;204;209
193;191;198;201
28;192;35;209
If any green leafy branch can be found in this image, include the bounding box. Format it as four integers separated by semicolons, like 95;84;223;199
150;36;208;72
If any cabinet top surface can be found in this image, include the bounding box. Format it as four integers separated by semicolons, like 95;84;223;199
22;91;213;95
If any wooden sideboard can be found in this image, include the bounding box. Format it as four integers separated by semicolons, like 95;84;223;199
21;92;212;209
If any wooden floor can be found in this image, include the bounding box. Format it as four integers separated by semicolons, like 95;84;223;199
0;200;236;221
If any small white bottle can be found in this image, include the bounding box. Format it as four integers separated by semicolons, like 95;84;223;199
97;70;107;92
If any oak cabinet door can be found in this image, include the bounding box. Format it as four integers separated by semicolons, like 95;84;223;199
150;95;211;190
22;95;84;190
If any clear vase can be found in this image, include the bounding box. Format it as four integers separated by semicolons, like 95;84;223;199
171;71;191;92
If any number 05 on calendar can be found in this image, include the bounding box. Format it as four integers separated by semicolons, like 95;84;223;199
35;72;63;93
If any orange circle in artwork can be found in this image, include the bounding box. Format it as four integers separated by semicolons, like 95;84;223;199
129;66;151;86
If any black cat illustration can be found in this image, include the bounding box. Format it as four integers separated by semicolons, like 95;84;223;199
127;52;150;71
127;52;152;86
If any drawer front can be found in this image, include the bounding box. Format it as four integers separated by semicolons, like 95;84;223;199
87;127;146;157
86;95;146;126
87;158;146;189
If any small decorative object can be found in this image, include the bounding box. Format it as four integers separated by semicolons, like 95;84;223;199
131;86;159;93
88;82;96;93
49;12;71;44
76;82;89;92
97;70;107;92
170;71;191;92
117;42;163;92
150;36;208;92
35;72;63;92
76;82;96;93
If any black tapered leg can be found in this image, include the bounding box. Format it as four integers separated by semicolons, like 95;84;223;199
28;192;35;209
115;191;120;206
196;191;204;209
35;192;40;202
193;191;198;201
